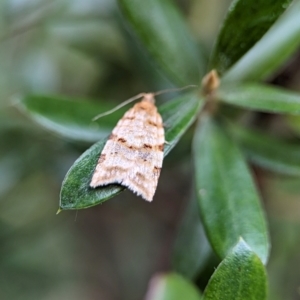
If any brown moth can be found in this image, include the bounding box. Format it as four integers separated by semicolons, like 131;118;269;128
90;93;164;201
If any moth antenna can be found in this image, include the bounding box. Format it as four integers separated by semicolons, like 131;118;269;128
92;93;145;121
152;84;198;96
92;85;198;121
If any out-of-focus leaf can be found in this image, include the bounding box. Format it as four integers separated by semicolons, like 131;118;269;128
203;239;267;300
223;1;300;82
48;20;127;62
145;273;202;300
266;188;300;300
233;126;300;176
60;93;203;210
210;0;292;74
193;115;269;264
16;95;124;143
286;114;300;136
118;0;203;85
0;154;21;197
217;83;300;115
172;194;211;279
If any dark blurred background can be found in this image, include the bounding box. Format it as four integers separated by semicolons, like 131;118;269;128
1;1;300;299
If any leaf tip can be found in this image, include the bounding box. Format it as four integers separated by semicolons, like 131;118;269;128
56;207;63;215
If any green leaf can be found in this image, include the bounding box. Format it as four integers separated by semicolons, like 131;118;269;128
223;1;300;82
203;239;267;300
267;211;300;300
172;194;211;279
118;0;203;85
233;125;300;176
210;0;292;74
60;93;203;210
193;115;269;264
16;95;124;143
286;114;300;136
217;83;300;115
145;273;202;300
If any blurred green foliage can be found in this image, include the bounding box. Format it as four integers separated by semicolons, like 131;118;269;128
2;0;300;299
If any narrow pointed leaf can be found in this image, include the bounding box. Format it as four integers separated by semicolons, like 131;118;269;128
286;114;300;135
223;1;300;82
210;0;292;74
16;95;124;143
217;83;300;114
233;126;300;176
203;239;267;300
193;116;269;264
145;273;202;300
172;195;211;279
60;93;203;210
118;0;203;85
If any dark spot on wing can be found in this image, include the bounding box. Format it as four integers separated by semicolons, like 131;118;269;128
143;143;152;149
153;166;161;176
124;116;135;120
118;137;127;143
147;120;158;127
136;172;146;181
158;144;164;151
98;154;106;163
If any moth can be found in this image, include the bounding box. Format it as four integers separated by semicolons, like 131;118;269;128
90;93;164;201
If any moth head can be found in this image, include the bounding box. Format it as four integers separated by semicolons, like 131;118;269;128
142;93;155;104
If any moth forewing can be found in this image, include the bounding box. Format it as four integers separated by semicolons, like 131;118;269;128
90;93;164;201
